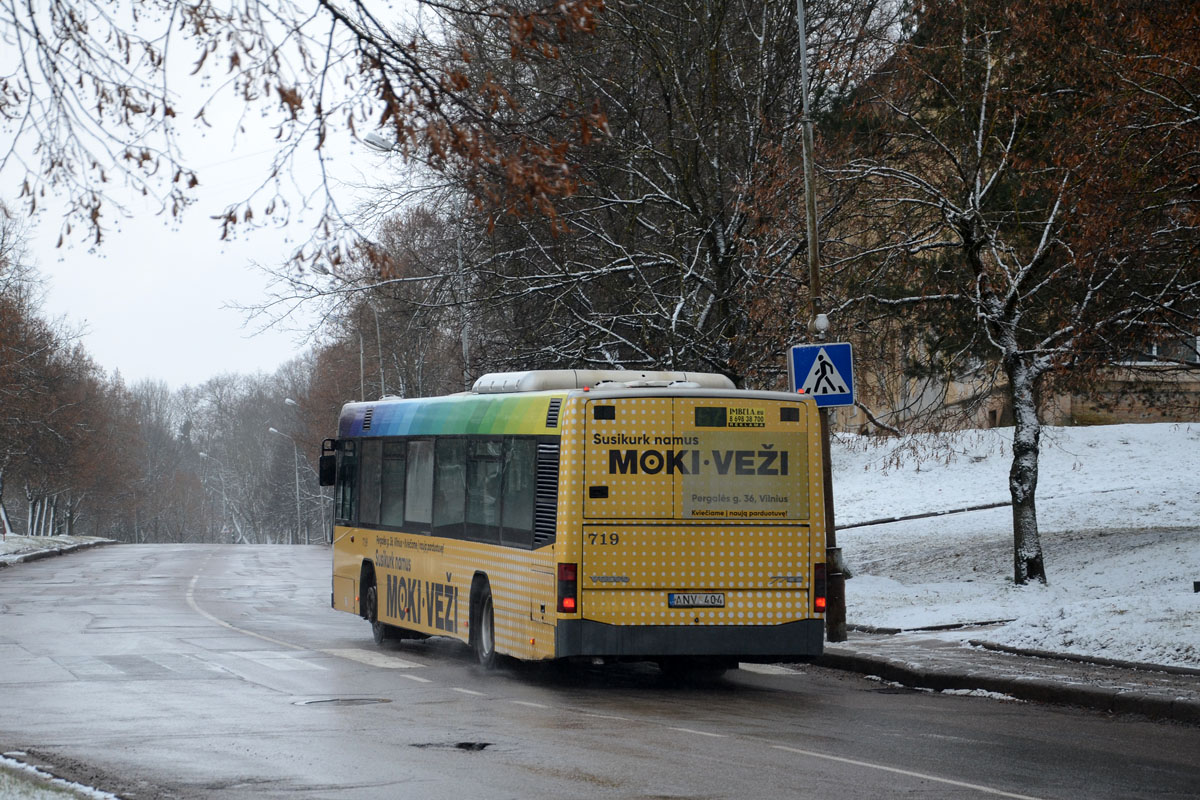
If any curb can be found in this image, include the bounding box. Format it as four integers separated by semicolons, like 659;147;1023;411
966;639;1200;678
849;620;1016;635
0;540;117;568
846;624;1200;678
814;650;1200;725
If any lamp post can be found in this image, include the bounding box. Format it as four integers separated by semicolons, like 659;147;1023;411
796;0;846;642
268;426;303;546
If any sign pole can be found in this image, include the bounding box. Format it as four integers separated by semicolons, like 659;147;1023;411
796;0;846;642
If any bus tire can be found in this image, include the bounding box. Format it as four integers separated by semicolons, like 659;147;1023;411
364;582;390;645
473;583;497;669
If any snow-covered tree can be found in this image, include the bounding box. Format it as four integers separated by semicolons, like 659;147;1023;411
437;0;900;382
814;0;1200;583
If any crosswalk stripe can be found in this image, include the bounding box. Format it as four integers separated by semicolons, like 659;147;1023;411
320;648;426;669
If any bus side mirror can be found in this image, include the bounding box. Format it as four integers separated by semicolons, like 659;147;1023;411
319;454;336;486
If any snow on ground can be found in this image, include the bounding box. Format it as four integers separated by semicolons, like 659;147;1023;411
0;535;109;564
2;422;1197;668
834;422;1200;669
0;753;119;800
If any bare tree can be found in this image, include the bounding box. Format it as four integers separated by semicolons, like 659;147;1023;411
414;0;901;383
221;1;900;392
814;0;1200;583
1;0;605;249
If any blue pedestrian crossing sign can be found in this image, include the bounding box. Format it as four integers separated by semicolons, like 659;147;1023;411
788;342;855;408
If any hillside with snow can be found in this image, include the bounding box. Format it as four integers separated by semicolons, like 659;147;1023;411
834;422;1200;669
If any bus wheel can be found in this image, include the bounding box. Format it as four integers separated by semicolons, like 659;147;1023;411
365;582;389;645
473;585;497;669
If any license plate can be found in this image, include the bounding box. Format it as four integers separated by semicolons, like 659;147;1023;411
668;592;725;608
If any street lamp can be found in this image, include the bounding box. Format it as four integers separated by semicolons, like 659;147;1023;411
268;427;303;546
363;132;402;152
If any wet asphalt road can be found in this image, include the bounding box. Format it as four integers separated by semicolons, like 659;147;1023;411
1;544;1198;799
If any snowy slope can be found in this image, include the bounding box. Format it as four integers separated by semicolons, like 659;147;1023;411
834;423;1200;668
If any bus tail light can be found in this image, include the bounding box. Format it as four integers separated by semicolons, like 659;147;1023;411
557;562;578;613
813;562;827;613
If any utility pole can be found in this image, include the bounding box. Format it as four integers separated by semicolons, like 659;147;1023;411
796;0;846;642
358;331;366;401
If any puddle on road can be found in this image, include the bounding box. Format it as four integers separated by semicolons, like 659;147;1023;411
412;742;492;752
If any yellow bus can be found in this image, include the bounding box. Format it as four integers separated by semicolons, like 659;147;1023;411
321;369;827;674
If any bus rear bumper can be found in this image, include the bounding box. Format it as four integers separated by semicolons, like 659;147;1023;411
554;619;824;663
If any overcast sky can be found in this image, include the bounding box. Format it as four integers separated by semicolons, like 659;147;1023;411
26;130;382;391
7;9;396;392
34;200;306;390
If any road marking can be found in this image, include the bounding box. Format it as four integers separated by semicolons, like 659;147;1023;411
57;656;124;678
511;700;551;709
146;653;230;676
186;575;305;651
188;574;429;674
452;688;485;696
321;648;426;669
667;727;725;738
771;745;1046;799
581;713;631;721
236;651;328;671
400;674;432;683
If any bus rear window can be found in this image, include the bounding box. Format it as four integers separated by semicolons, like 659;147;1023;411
695;407;727;427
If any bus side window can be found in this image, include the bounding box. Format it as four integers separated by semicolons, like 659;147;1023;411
335;440;357;523
434;438;466;539
466;439;502;544
404;439;434;532
358;439;382;526
501;437;536;549
380;440;406;527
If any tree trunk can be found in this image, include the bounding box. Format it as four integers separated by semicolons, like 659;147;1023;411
31;495;45;536
65;493;82;537
0;469;12;538
1005;356;1048;585
26;484;35;535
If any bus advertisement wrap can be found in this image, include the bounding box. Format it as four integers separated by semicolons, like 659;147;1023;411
328;370;827;672
601;432;809;519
